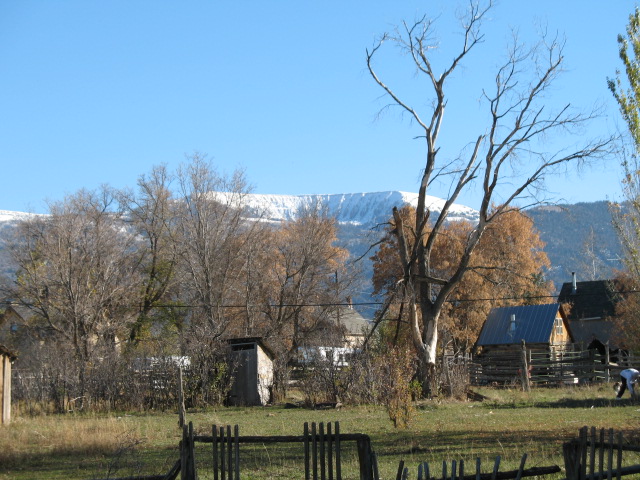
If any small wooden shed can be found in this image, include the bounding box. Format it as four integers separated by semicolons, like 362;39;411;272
0;344;17;425
227;338;274;406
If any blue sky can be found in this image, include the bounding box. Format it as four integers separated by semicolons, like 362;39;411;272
0;1;635;214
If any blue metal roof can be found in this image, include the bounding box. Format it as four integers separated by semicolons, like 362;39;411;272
476;303;561;346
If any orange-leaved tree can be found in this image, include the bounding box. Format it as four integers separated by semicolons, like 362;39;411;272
371;205;553;356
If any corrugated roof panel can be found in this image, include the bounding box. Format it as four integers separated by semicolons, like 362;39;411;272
477;304;560;346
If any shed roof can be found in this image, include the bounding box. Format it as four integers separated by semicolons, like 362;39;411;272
476;303;562;346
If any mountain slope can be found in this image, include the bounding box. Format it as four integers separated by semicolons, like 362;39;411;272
231;191;479;225
0;195;623;298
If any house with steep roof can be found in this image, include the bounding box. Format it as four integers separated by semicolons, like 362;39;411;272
557;274;621;348
295;304;370;368
475;303;572;354
334;304;370;348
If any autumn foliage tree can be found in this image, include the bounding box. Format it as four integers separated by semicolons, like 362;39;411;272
252;204;352;401
372;206;553;355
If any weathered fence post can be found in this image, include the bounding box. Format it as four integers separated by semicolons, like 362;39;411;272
605;342;611;383
356;433;373;480
181;421;197;480
178;366;186;429
521;340;530;392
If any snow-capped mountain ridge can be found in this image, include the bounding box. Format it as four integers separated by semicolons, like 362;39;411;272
237;191;478;225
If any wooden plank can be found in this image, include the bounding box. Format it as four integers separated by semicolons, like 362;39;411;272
590;426;597;478
212;425;218;480
312;422;318;480
617;432;623;480
514;454;527;480
598;428;605;480
320;423;326;480
607;429;614;480
234;425;239;480
220;424;226;480
227;425;232;480
580;426;588;480
491;456;500;480
335;422;342;480
395;460;404;480
304;422;310;480
328;422;333;480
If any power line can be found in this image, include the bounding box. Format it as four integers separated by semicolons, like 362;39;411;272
5;289;640;311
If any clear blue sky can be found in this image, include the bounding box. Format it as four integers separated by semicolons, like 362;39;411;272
0;1;634;214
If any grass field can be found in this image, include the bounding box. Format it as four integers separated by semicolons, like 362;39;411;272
2;384;640;480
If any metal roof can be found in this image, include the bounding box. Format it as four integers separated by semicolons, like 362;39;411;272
476;303;561;346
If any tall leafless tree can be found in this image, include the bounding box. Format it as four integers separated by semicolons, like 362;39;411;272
174;154;256;340
118;165;179;344
366;1;613;393
8;187;141;407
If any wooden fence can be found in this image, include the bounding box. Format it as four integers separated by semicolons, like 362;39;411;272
392;454;561;480
89;424;640;480
468;346;635;387
181;421;375;480
562;426;640;480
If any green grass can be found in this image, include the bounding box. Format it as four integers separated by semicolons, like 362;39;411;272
2;384;640;479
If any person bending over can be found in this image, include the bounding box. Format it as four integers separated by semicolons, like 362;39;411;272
614;368;640;399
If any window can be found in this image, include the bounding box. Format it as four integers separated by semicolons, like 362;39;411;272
555;317;563;335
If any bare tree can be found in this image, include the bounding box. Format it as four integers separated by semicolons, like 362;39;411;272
366;1;613;393
174;154;256;340
8;187;141;408
118;165;179;344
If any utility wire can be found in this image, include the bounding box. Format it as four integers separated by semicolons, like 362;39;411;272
4;289;640;311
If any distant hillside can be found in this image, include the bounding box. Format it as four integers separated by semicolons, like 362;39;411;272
527;201;623;291
0;196;624;304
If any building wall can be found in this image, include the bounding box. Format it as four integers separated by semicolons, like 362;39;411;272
1;354;10;424
256;345;273;405
228;341;273;406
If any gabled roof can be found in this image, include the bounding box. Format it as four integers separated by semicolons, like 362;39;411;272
557;279;619;320
476;303;563;346
335;307;370;336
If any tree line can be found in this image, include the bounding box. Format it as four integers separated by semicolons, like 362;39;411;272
0;155;357;411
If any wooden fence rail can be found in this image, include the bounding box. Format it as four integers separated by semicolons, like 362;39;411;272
392;454;561;480
469;346;635;387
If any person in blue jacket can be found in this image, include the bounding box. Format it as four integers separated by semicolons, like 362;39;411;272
614;368;640;399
